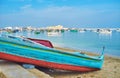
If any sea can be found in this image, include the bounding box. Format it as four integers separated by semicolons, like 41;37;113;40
1;30;120;57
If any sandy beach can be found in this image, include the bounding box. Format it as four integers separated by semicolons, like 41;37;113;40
0;47;120;78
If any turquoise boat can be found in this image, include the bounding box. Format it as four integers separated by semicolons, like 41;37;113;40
70;29;78;32
0;35;104;72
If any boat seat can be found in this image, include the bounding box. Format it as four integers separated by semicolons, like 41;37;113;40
27;38;54;48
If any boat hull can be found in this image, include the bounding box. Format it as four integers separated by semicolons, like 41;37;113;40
0;52;98;72
0;35;104;72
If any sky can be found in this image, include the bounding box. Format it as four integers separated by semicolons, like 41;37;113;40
0;0;120;28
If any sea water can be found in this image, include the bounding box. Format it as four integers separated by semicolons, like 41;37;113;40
1;30;120;57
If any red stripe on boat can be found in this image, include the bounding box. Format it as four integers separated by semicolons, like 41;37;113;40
0;52;99;72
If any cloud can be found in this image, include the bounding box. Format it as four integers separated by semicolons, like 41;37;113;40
20;4;32;9
0;5;120;27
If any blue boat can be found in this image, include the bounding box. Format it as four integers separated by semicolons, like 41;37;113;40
0;35;104;72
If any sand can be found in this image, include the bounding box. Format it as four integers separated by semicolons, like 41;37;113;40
0;72;6;78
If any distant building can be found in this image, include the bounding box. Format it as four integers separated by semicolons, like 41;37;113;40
22;26;33;31
46;25;63;30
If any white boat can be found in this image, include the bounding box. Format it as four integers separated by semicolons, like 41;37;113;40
79;29;85;33
116;29;120;32
92;29;98;33
99;29;112;34
47;31;61;36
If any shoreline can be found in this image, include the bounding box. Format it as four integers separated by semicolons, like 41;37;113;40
54;46;120;59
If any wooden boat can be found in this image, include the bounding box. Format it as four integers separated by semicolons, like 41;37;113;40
0;35;104;72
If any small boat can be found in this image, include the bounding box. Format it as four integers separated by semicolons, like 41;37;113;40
70;29;78;32
0;35;104;72
98;29;112;34
34;31;41;34
47;31;61;36
116;29;120;32
79;29;85;33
